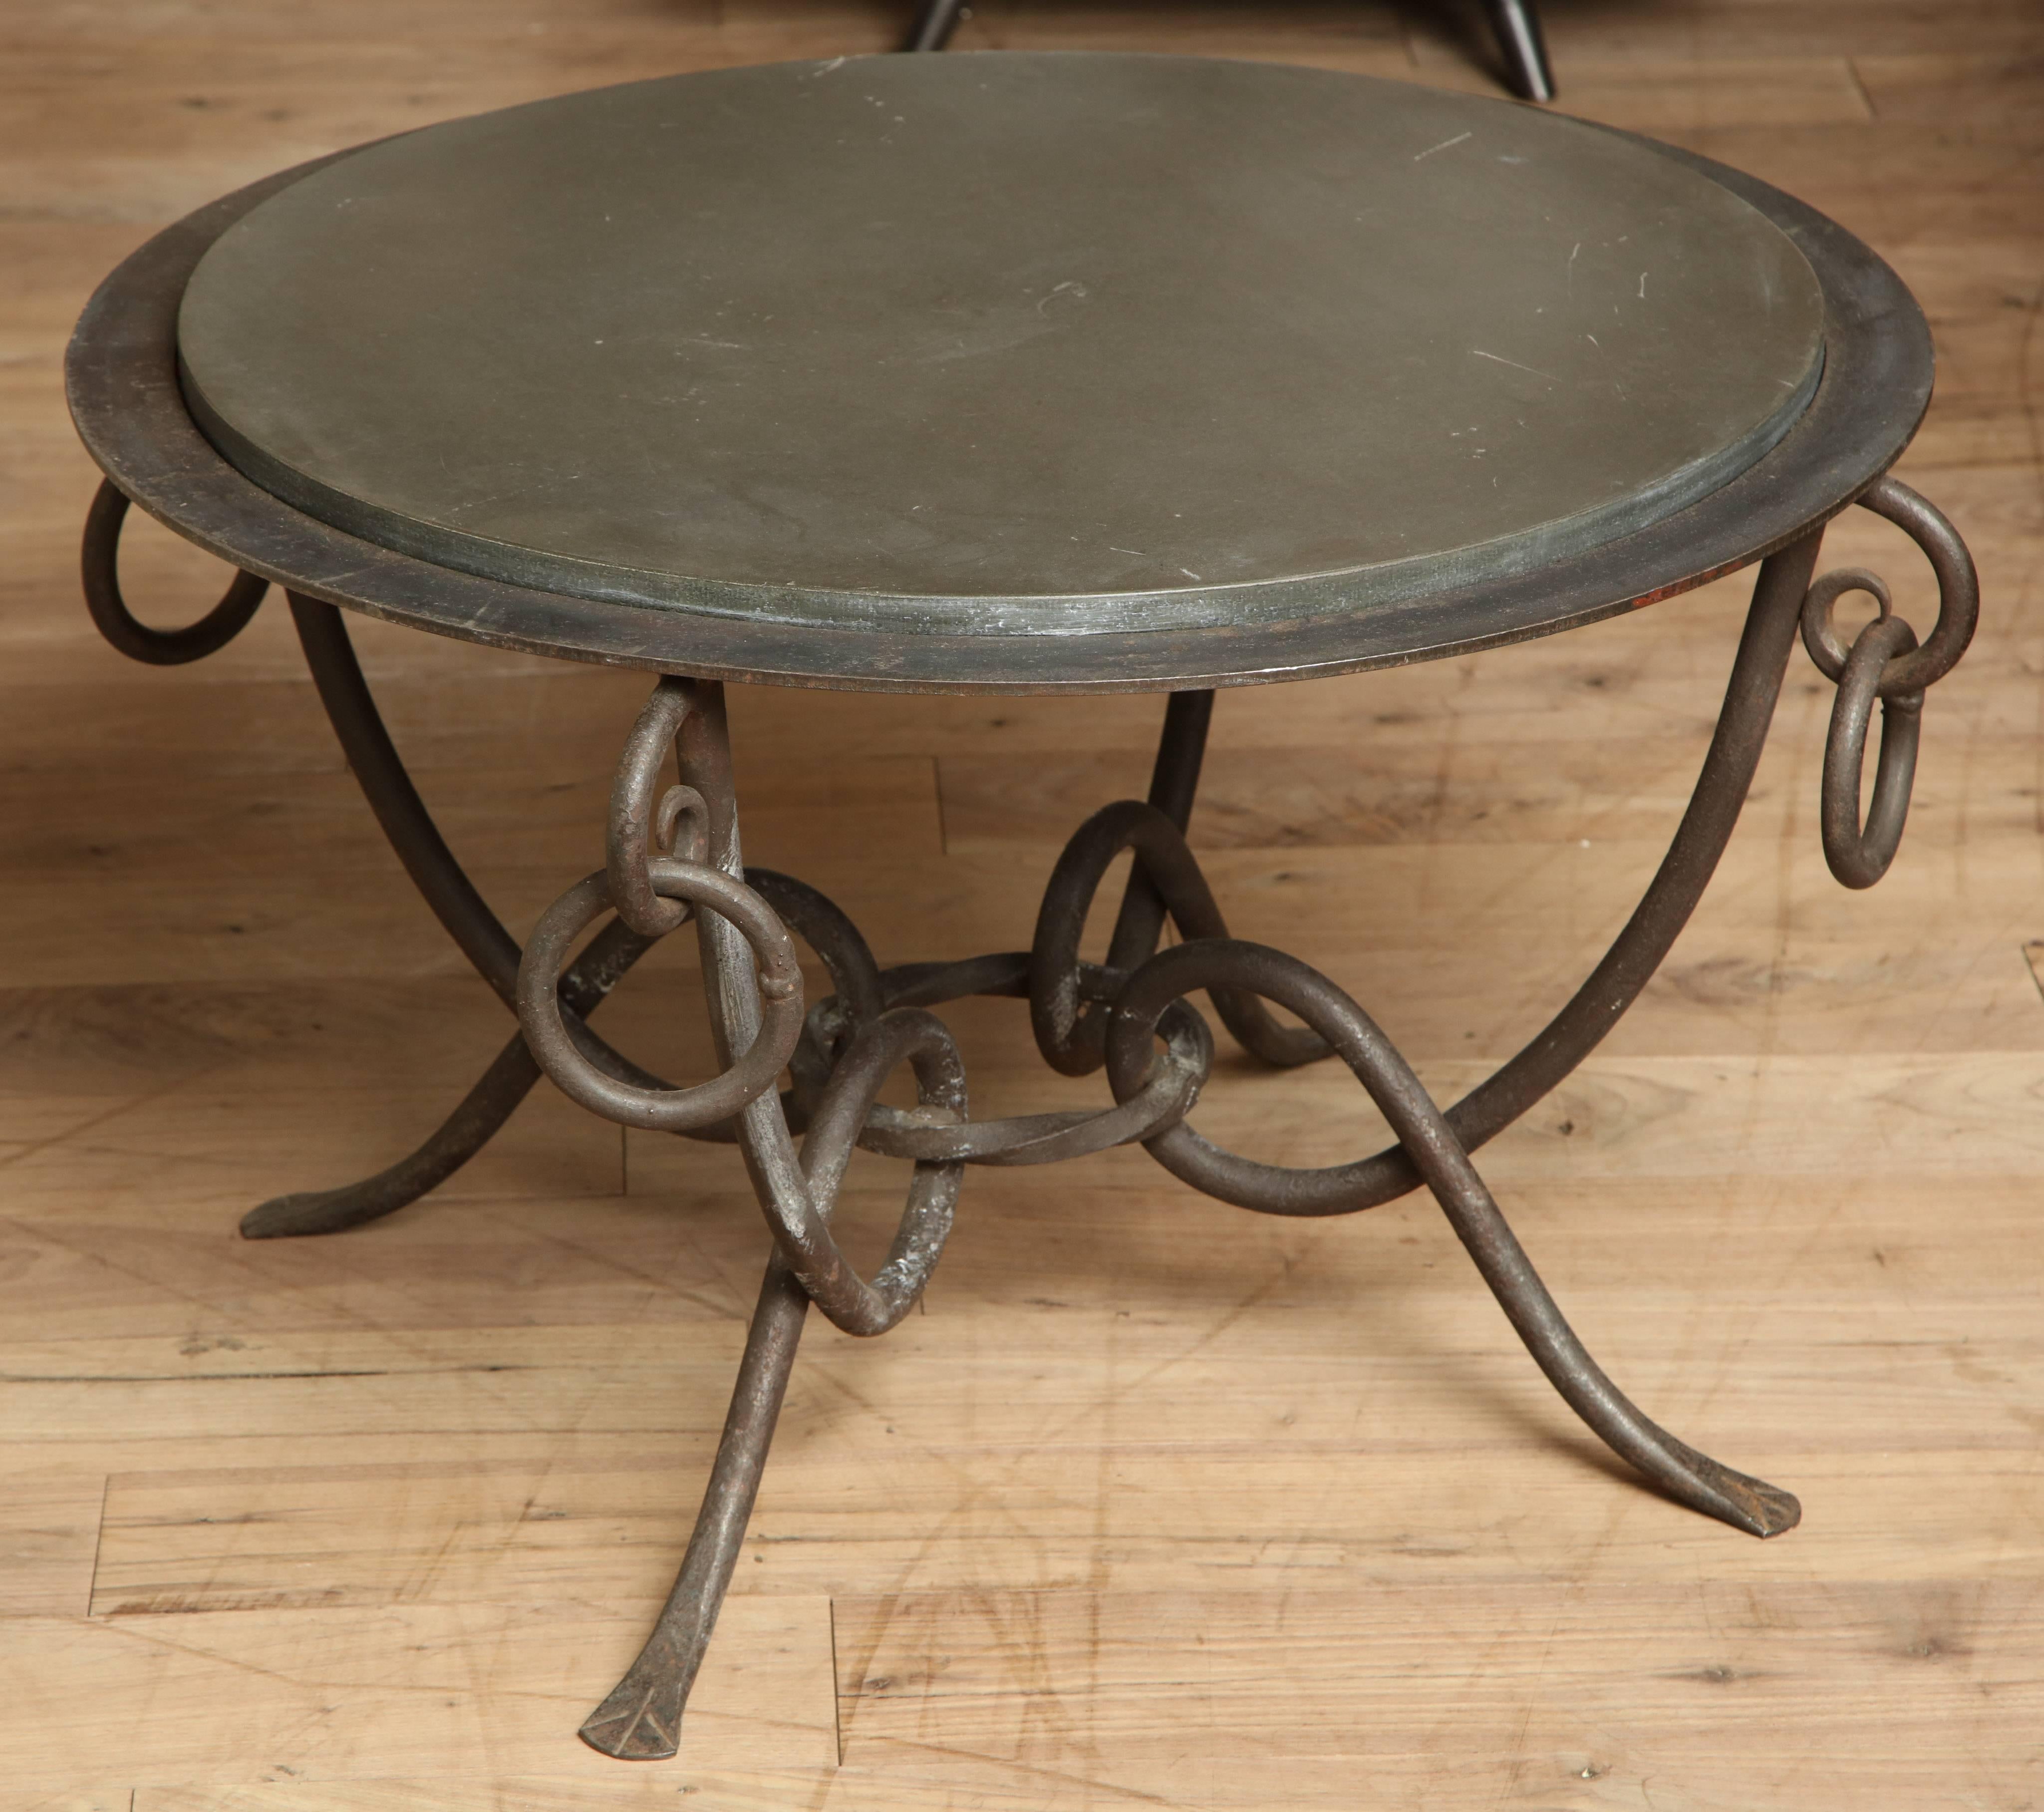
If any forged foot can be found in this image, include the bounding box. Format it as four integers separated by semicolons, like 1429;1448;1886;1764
580;1256;809;1761
579;1662;685;1761
243;1182;420;1240
1663;1442;1800;1538
241;1031;542;1239
1559;1389;1800;1537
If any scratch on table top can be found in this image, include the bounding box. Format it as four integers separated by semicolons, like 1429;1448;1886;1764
1413;130;1471;162
1470;347;1560;383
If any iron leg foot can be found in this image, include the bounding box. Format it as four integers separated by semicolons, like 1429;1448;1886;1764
580;1252;810;1760
1445;1169;1800;1537
241;1030;542;1238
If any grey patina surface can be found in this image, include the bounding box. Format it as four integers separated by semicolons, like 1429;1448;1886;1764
176;53;1825;637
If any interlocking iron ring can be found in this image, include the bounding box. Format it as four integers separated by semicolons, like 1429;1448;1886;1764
1820;614;1922;889
518;861;805;1131
82;480;267;665
1795;475;1976;887
1798;565;1894;681
1800;477;1975;698
1032;799;1328;1076
745;1004;969;1336
1851;475;1977;696
608;680;712;938
1108;936;1468;1217
862;981;1214;1167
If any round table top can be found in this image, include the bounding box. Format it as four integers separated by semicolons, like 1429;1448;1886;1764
176;53;1826;650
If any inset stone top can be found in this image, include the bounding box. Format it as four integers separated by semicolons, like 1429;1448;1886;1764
177;53;1825;637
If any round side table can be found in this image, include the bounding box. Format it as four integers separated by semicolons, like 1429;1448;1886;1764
67;53;1978;1765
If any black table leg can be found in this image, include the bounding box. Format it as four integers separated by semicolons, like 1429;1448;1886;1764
1482;0;1556;101
903;0;965;52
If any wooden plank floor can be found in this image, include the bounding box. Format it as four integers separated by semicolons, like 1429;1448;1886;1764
4;1;2042;1806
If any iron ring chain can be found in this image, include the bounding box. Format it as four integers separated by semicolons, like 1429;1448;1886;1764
515;695;1241;1331
510;677;972;1335
527;468;1985;1290
791;796;1322;1169
1799;475;1977;888
518;860;807;1132
513;679;1211;1333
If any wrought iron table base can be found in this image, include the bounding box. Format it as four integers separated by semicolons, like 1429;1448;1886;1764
81;475;1975;1762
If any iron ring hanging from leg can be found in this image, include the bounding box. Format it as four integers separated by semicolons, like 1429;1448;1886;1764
82;480;266;665
1796;475;1977;888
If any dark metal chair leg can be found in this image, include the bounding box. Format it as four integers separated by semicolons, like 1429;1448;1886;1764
579;1251;810;1760
904;0;967;52
1480;0;1556;101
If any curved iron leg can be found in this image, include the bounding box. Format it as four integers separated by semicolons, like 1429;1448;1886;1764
580;1252;809;1760
241;908;660;1238
1449;538;1824;1134
289;594;521;1000
579;681;816;1759
243;1031;545;1238
1108;688;1213;972
1120;941;1799;1536
1321;532;1827;1211
1392;1045;1797;1534
249;596;660;1238
1369;994;1796;1534
1341;977;1790;1529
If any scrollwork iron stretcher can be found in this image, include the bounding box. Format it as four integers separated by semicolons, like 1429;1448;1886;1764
68;54;1976;1764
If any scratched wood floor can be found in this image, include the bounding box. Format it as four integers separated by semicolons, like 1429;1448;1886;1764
3;1;2042;1807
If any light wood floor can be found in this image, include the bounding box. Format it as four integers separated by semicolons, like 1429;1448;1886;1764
4;2;2042;1807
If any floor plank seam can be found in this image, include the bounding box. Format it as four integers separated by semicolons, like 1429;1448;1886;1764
830;1593;845;1769
84;1470;111;1620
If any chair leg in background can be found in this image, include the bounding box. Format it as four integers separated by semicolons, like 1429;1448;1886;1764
1481;0;1556;100
904;0;967;52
